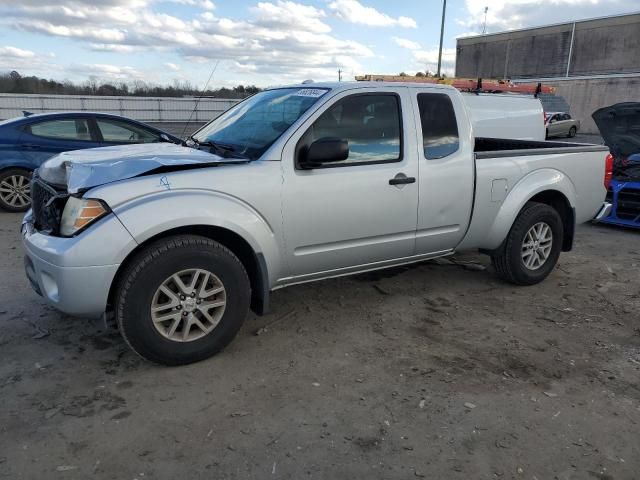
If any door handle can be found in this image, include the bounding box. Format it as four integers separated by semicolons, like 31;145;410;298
389;174;416;186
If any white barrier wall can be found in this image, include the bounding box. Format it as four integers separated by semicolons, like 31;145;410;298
0;93;242;122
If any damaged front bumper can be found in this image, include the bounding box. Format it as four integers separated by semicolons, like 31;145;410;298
21;211;136;318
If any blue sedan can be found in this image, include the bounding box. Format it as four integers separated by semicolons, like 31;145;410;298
0;112;182;211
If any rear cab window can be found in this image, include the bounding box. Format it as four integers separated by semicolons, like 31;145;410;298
417;93;460;160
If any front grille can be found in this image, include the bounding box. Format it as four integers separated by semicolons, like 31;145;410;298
616;187;640;222
31;174;68;235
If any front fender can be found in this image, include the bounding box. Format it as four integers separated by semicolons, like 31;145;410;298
111;190;284;286
483;168;576;249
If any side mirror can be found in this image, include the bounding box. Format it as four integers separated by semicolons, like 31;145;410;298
300;137;349;168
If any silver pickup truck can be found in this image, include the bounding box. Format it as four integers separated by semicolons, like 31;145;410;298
22;82;610;365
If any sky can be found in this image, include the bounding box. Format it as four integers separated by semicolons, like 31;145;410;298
0;0;638;88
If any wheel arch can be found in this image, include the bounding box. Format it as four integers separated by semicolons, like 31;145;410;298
107;225;270;318
482;168;576;251
527;190;574;251
0;163;35;174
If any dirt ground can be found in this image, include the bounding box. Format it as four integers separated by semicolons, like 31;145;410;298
0;212;638;480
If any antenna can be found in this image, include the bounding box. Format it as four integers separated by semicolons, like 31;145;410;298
180;60;220;141
482;6;488;34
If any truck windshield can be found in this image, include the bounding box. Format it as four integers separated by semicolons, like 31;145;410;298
191;87;329;160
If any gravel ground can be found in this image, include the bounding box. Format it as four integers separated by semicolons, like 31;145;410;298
0;212;638;479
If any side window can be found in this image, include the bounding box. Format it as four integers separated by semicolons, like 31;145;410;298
563;114;572;120
29;119;91;141
417;93;459;160
298;93;402;166
97;119;159;143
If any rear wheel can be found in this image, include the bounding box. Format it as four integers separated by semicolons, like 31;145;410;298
0;168;32;212
568;126;577;138
115;235;251;365
545;129;550;139
491;202;563;285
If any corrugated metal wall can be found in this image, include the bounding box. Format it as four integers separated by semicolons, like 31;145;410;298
455;13;640;79
0;94;241;122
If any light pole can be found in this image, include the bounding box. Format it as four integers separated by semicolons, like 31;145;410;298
436;0;447;78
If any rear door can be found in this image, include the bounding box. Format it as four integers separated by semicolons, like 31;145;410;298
413;90;474;254
280;87;419;279
20;116;102;165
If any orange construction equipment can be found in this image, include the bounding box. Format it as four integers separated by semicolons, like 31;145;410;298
354;74;555;95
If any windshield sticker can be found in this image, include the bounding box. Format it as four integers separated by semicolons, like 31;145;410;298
295;89;326;98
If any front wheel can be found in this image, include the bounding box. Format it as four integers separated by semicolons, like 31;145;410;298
115;235;251;365
491;202;563;285
0;168;32;212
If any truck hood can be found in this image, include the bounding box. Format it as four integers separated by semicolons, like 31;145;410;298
592;102;640;158
38;143;246;193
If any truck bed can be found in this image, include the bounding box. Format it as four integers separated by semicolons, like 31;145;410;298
457;138;610;251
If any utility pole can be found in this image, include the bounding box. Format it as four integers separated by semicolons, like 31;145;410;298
482;6;488;34
436;0;447;78
338;69;342;82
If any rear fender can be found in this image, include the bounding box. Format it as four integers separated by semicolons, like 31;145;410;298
482;168;576;250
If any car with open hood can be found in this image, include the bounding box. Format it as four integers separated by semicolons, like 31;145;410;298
592;102;640;228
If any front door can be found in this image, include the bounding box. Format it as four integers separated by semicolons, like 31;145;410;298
280;88;419;280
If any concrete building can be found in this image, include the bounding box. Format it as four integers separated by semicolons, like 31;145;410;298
455;13;640;134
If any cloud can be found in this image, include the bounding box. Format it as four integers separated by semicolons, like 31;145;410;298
0;46;59;74
89;43;139;53
164;62;180;71
392;39;455;76
251;1;331;33
459;0;632;33
328;0;416;28
165;0;216;9
0;0;374;84
392;37;421;50
0;46;36;58
68;63;144;80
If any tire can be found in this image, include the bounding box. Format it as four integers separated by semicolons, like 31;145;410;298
115;235;251;366
545;129;550;139
0;168;32;212
491;202;563;286
568;126;576;138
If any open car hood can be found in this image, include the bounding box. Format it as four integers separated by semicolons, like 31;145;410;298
592;102;640;158
38;143;246;193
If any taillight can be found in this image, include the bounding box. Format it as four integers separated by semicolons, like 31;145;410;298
604;153;614;189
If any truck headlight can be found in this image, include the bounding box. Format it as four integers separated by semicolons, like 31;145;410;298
60;197;109;236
